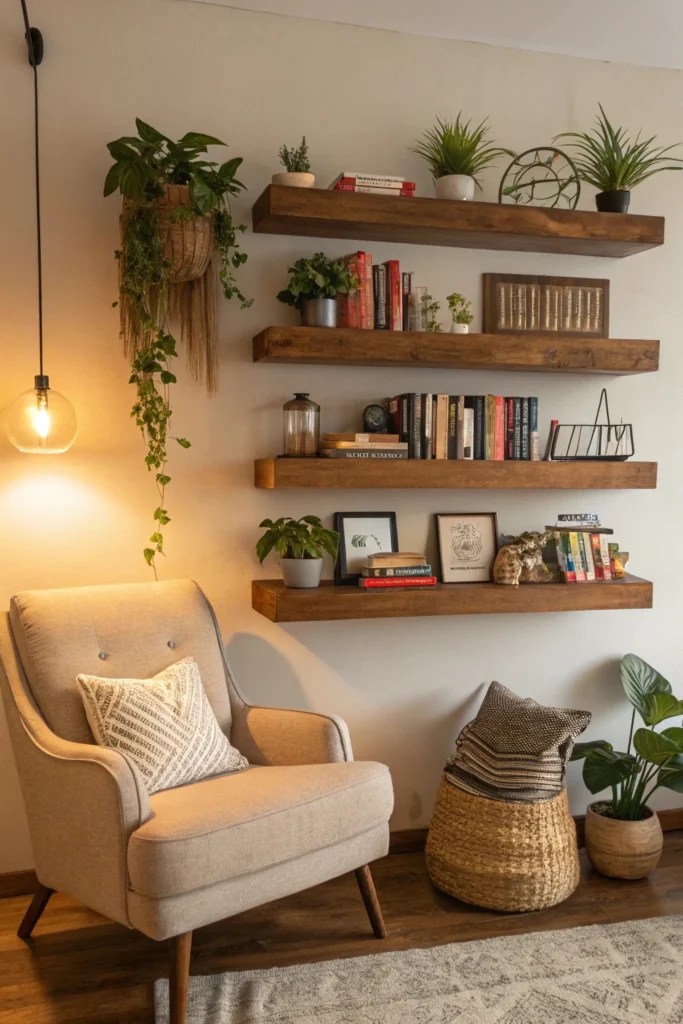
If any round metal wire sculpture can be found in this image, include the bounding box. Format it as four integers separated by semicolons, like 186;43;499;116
498;147;580;208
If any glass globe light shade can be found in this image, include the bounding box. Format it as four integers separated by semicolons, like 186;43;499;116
7;377;77;454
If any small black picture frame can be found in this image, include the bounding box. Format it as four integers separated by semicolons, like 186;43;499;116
334;511;399;585
435;512;499;584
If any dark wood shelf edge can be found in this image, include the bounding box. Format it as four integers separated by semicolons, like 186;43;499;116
252;576;653;622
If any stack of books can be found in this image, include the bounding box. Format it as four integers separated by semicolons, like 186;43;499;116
359;552;436;589
319;433;408;460
337;251;411;330
328;173;416;197
549;525;619;582
387;394;540;460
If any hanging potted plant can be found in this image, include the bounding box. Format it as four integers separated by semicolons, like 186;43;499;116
276;252;359;328
446;292;473;334
256;516;339;588
570;653;683;879
555;105;683;213
104;119;252;574
272;136;315;188
412;115;512;201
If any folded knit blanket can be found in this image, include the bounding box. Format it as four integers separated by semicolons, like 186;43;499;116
445;681;591;803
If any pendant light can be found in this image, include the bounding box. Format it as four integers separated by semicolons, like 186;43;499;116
7;0;77;455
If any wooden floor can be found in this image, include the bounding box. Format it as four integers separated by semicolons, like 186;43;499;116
2;833;683;1023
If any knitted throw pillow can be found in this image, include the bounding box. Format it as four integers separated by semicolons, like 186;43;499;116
445;681;590;803
77;657;248;794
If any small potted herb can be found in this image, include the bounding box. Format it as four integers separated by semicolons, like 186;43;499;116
412;114;512;201
273;136;314;188
555;106;683;213
446;292;473;334
570;653;683;879
277;252;359;327
423;295;443;333
256;516;339;588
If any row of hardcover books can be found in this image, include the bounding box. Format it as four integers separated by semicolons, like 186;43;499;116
337;251;411;331
551;528;618;582
357;552;435;589
384;395;540;461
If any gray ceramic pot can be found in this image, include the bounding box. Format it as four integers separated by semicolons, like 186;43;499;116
301;297;337;328
280;557;323;588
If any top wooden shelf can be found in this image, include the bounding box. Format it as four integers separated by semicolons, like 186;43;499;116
252;185;665;258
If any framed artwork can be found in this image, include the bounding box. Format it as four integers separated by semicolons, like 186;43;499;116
435;513;499;584
334;511;398;585
482;273;609;338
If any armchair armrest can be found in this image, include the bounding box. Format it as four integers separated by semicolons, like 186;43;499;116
231;704;353;766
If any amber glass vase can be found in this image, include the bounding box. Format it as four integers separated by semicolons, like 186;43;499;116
283;393;320;457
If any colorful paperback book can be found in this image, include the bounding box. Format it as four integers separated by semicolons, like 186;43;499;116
521;398;530;460
529;397;540;461
329;172;407;187
569;533;587;581
485;395;495;461
421;393;434;459
577;532;596;581
590;533;605;580
361;565;432;577
599;534;613;580
555;531;577;583
493;396;505;461
358;576;437;589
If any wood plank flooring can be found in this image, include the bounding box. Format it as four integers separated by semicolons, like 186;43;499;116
1;833;682;1023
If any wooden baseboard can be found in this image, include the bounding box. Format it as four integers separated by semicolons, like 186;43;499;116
0;869;38;899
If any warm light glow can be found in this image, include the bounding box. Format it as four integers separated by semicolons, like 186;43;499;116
7;385;78;454
32;393;51;439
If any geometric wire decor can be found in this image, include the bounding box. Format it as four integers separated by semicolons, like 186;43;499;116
551;389;634;461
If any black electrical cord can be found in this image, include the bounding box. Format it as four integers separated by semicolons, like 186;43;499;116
19;0;44;379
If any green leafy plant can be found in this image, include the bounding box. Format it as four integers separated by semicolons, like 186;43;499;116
446;292;473;326
256;516;339;562
422;294;443;333
555;105;683;192
279;137;311;173
105;119;251;574
276;252;359;310
571;653;683;820
412;114;512;186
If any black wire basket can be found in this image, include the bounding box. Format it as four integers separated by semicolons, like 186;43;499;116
550;389;634;462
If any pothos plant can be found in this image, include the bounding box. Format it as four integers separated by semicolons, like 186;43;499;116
276;252;359;309
256;516;339;562
105;119;251;574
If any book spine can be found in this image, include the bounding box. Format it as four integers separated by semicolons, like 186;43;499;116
362;565;432;577
388;396;400;435
409;393;422;459
358;576;437;588
472;397;486;460
335;183;416;195
505;398;514;459
384;260;402;330
421;393;434;459
520;397;530;460
340;173;408;186
578;532;596;582
399;394;409;444
529;397;540;461
320;449;409;459
456;397;465;459
485;395;495;461
343;255;360;328
447;396;458;460
364;252;374;329
513;398;522;460
545;419;559;461
599;534;613;580
590;533;605;580
435;394;448;459
463;407;474;459
356;252;368;329
557;531;576;583
494;396;505;460
402;272;412;330
569;532;587;581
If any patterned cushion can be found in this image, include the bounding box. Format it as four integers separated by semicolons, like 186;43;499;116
77;657;248;794
445;681;590;803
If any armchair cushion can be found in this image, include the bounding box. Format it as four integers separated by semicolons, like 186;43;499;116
77;657;248;794
127;760;393;898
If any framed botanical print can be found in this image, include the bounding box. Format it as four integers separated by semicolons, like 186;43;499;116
435;513;499;584
334;511;398;585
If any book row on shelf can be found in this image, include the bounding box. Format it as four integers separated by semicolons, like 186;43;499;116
551;527;627;584
337;250;436;332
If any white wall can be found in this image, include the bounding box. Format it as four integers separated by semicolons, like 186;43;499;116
0;0;681;872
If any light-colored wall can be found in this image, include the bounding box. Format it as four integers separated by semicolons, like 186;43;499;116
0;0;681;872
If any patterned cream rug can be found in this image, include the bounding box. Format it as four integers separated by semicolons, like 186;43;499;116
155;916;683;1023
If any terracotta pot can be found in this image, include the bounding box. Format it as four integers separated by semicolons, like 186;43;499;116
585;802;663;879
272;172;315;188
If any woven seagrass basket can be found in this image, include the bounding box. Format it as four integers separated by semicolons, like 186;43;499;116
425;778;580;912
121;184;213;284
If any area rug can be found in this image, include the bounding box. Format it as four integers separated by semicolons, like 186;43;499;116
154;915;683;1023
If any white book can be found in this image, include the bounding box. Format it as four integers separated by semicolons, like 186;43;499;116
463;408;474;460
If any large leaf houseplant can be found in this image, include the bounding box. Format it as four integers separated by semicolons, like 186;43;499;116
276;252;358;328
105;119;251;573
571;653;683;878
256;516;339;589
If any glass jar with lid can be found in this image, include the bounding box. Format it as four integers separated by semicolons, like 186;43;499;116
283;393;320;457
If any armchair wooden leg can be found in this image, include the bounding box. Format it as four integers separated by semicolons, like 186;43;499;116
355;865;387;939
169;931;192;1024
17;884;54;940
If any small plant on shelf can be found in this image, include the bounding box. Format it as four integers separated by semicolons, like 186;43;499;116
273;136;315;187
277;252;359;327
446;292;473;334
422;294;443;332
412;114;512;201
257;516;339;589
555;105;683;213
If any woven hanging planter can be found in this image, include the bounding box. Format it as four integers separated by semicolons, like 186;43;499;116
156;184;213;283
425;778;580;912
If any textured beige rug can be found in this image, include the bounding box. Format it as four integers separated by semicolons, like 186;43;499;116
155;916;683;1023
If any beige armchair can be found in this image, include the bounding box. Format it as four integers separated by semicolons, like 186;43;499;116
0;580;393;1023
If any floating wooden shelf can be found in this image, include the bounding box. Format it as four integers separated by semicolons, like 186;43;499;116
253;326;660;375
254;458;657;490
252;185;664;258
252;575;653;622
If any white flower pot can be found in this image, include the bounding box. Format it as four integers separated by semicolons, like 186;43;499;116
272;172;315;188
280;557;322;588
450;323;469;334
435;174;476;201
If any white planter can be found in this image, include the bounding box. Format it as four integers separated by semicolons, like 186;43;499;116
435;174;476;201
450;323;469;334
280;557;322;588
272;172;315;188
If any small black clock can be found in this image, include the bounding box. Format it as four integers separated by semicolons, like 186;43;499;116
363;403;390;434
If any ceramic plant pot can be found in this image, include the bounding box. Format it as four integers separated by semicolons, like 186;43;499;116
435;174;476;201
300;297;337;328
595;189;631;213
280;557;322;589
585;802;663;879
272;172;315;188
450;323;469;334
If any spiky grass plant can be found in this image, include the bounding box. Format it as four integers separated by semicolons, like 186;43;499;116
412;115;512;187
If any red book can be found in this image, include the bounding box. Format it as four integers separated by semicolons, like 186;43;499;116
335;176;417;190
494;396;505;460
358;576;437;589
338;253;360;328
356;252;367;330
334;183;416;196
590;534;605;580
383;260;402;331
